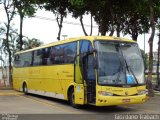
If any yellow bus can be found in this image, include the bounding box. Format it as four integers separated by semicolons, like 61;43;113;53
13;36;147;107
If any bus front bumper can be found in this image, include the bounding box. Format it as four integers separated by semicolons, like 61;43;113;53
96;94;147;106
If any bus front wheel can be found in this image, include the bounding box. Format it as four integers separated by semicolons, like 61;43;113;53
23;83;28;94
69;89;79;108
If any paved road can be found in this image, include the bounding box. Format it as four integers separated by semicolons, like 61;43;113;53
0;90;160;120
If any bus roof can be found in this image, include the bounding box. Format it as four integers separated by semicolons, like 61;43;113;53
15;36;136;54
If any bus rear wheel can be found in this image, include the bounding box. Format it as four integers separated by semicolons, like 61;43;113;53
69;89;79;108
23;83;28;94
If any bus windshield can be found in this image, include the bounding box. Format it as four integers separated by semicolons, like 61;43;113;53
95;40;145;86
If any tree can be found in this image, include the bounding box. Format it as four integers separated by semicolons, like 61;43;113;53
44;0;70;40
2;0;16;85
155;0;160;90
0;23;18;64
93;0;113;36
14;0;36;50
146;0;156;97
0;22;19;86
69;0;93;36
23;38;43;50
0;25;6;86
121;0;150;41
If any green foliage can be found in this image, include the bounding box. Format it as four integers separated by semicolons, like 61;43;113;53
68;0;151;38
67;0;159;40
43;0;69;17
69;0;84;6
0;23;42;63
23;38;43;50
14;0;37;50
14;0;37;18
0;23;18;61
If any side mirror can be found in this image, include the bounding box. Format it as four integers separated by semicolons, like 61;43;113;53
74;48;98;66
82;49;98;69
92;48;97;53
83;48;97;58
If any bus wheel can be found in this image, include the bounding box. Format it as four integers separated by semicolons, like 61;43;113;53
69;89;79;108
23;83;28;94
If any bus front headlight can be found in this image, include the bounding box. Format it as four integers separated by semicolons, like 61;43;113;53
98;91;113;96
138;90;147;95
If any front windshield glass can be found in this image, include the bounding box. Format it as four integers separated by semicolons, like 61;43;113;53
95;40;145;85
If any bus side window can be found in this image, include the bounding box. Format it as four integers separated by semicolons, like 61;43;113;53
63;42;77;64
30;51;34;66
14;55;21;67
33;50;42;66
58;45;65;63
19;52;32;67
50;46;61;64
19;54;24;67
50;42;77;64
42;47;51;65
50;47;54;64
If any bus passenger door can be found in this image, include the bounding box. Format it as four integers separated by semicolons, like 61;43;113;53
74;55;85;105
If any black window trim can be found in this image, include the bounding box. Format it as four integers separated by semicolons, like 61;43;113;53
14;41;78;68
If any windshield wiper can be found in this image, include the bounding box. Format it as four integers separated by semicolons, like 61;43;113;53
124;59;139;85
117;44;139;85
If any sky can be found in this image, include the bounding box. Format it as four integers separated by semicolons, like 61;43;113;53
0;6;159;53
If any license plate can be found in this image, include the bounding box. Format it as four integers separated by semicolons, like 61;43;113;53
122;99;130;103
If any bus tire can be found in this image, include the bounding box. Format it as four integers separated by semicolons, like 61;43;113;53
23;83;28;94
69;88;79;108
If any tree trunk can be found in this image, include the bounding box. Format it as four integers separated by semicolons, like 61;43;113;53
147;0;155;97
98;15;108;36
116;15;121;37
109;27;114;36
99;1;109;36
19;14;23;50
157;33;160;89
0;50;6;86
100;28;107;36
131;27;138;41
132;33;138;41
56;14;64;40
147;42;154;97
116;24;120;37
80;15;88;36
6;21;13;86
3;0;15;87
2;67;6;87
